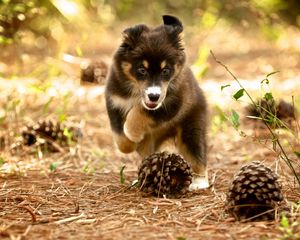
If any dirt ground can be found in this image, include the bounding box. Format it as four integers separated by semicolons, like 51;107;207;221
1;25;300;240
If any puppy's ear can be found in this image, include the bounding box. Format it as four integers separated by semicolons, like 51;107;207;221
162;15;183;34
122;24;149;49
162;15;184;50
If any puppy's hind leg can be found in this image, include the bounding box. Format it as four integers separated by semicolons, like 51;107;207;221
177;123;209;190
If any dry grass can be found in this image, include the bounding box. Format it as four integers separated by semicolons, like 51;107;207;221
1;167;297;240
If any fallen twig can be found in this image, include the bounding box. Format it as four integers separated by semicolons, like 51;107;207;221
54;212;85;225
18;205;37;223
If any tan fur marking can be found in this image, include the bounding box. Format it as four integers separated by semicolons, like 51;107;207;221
160;60;167;69
142;60;149;69
121;61;131;70
114;133;137;153
178;32;185;45
173;63;182;79
110;94;139;113
121;61;138;83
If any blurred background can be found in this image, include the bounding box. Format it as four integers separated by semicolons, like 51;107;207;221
1;0;300;81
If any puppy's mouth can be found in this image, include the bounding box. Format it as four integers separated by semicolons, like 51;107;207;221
142;100;161;110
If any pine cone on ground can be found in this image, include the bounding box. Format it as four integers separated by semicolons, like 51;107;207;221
21;119;81;151
246;99;276;124
80;60;108;85
246;99;296;128
277;100;296;120
227;161;283;221
138;152;192;198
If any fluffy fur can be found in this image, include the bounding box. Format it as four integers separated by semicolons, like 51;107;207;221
105;15;209;190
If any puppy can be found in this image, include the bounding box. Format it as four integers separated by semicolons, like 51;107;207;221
105;15;209;190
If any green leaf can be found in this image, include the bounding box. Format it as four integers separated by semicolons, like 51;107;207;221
294;151;300;159
119;165;126;184
177;237;187;240
58;113;66;122
0;157;5;166
0;36;13;45
221;84;231;91
233;89;244;101
13;3;26;13
63;127;73;145
264;92;273;101
280;215;289;228
50;162;60;172
230;110;240;129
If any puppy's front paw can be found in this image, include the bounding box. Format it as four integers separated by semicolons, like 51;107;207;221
124;120;144;143
114;133;137;153
189;176;209;191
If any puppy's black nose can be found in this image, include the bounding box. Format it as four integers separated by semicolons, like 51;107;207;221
148;93;160;102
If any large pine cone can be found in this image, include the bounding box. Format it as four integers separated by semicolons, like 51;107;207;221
21;119;81;150
227;161;283;221
138;152;192;197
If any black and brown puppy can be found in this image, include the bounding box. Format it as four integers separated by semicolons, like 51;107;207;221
105;15;208;190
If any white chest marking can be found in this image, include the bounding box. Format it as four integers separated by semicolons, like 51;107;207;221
110;95;138;113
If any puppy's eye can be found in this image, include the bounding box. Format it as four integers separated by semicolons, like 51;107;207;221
137;67;147;76
161;68;171;77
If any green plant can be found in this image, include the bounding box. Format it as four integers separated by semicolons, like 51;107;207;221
278;215;300;239
54;91;72;123
50;161;61;172
63;127;74;146
211;105;228;135
211;51;300;188
192;45;210;80
0;156;5;166
119;165;126;184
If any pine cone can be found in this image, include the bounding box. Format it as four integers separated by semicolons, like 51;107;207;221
277;100;296;120
246;99;296;128
80;60;108;85
21;119;81;150
246;99;276;124
227;161;283;221
138;152;192;197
